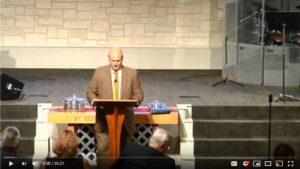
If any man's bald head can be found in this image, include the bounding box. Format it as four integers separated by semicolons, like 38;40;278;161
108;47;123;71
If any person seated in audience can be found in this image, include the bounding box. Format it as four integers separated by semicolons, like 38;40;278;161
112;127;176;169
39;129;90;169
273;143;296;160
1;126;33;169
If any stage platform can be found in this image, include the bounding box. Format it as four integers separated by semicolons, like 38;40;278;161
1;69;300;169
1;68;300;106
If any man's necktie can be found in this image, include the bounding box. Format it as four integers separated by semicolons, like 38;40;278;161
113;71;119;100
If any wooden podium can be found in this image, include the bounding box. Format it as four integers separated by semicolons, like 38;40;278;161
92;99;138;166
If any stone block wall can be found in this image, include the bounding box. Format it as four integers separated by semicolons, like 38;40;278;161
0;0;225;48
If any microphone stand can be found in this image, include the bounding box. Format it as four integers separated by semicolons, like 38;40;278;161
212;35;244;87
274;23;299;102
268;94;273;160
212;10;260;87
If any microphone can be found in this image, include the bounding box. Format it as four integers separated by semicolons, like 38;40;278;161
268;94;273;103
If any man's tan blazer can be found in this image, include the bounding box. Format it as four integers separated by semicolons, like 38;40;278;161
86;65;144;134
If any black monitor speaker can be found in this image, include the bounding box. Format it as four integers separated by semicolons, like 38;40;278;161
0;72;24;100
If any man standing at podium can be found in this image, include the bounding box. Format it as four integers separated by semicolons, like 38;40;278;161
86;47;144;169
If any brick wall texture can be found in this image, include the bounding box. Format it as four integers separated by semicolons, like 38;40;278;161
0;0;225;47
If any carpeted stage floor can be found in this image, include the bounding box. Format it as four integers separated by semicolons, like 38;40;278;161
1;68;300;107
1;68;300;169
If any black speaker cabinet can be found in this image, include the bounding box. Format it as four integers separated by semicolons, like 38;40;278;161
0;72;24;100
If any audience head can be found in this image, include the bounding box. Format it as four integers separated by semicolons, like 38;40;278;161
0;126;21;152
273;143;295;159
108;47;123;71
53;130;78;157
149;128;172;154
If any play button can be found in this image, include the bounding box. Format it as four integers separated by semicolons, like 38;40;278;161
9;161;14;166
